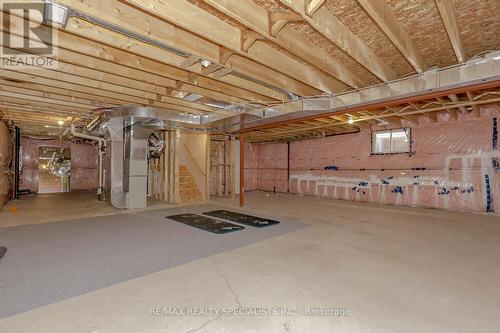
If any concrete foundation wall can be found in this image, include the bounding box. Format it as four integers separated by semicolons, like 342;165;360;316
20;138;99;193
245;106;500;213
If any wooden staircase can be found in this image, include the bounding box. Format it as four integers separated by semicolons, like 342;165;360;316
179;165;202;202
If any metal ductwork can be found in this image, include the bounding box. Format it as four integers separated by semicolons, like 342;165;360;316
104;106;165;209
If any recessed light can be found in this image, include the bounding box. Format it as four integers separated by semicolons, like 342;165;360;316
200;60;212;68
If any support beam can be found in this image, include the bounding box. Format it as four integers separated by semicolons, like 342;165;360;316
242;96;500;139
357;0;426;73
279;0;397;82
239;135;245;207
435;0;465;63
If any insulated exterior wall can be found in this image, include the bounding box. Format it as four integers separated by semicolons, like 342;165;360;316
245;107;500;213
244;142;259;192
20;138;99;192
0;121;12;207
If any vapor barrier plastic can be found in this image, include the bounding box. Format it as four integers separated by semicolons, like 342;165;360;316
20;138;99;192
245;108;500;213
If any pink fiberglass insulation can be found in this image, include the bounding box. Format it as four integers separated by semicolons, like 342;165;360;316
245;107;500;213
0;120;13;207
244;142;259;191
20;138;99;192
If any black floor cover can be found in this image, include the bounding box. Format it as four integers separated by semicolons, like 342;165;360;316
203;210;280;228
0;246;6;260
166;214;245;234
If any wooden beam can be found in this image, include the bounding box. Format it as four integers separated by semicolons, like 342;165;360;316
466;91;481;118
180;55;201;68
219;47;234;65
268;11;302;36
55;0;316;97
206;0;364;88
306;0;326;16
241;29;264;52
436;97;458;120
211;66;233;79
201;63;223;76
357;0;426;73
1;14;274;103
123;0;330;95
435;0;465;63
279;0;397;82
241;79;500;132
0;69;213;115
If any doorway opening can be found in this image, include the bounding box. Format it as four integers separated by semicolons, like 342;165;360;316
38;147;71;193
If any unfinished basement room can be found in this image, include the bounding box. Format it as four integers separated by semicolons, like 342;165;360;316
0;0;499;332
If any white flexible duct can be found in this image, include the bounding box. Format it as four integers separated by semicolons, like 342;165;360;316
70;124;107;199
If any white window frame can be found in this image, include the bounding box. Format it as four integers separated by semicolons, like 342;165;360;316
371;128;411;155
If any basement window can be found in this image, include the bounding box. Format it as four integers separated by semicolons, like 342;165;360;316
371;129;411;154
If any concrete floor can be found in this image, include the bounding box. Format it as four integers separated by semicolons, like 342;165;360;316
0;191;176;228
0;191;499;332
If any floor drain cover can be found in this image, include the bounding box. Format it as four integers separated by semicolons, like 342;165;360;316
0;246;7;260
166;214;245;234
203;210;280;228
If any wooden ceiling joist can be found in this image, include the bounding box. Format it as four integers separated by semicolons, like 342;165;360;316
53;0;316;97
2;15;274;104
123;0;345;94
279;0;397;82
357;0;427;73
206;0;364;89
435;0;465;64
0;69;212;116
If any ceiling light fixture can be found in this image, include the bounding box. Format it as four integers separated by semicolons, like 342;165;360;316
57;120;64;126
44;1;69;26
200;60;212;68
347;117;354;124
183;93;203;102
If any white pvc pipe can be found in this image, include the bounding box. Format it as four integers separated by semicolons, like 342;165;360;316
70;124;107;198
